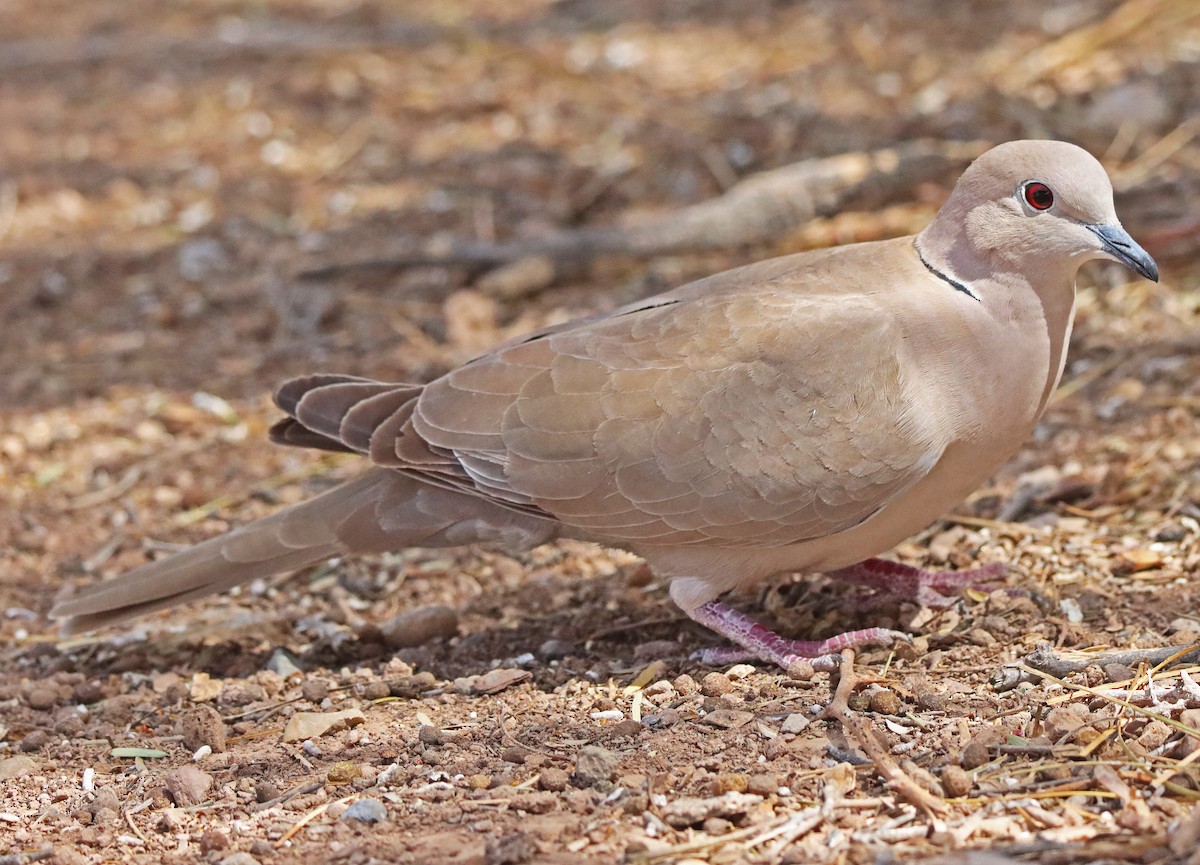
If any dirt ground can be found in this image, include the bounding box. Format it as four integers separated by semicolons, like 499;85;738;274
4;1;1200;863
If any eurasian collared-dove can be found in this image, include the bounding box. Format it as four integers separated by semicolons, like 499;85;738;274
52;140;1159;673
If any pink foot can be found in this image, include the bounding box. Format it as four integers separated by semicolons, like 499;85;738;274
688;600;909;675
826;558;1008;609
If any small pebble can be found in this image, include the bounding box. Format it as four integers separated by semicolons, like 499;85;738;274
26;687;59;711
672;674;700;696
572;746;619;787
745;773;778;797
780;713;810;735
959;737;993;770
700;672;733;697
198;829;229;852
484;831;535;865
255;781;281;804
390;671;437;699
164;765;213;807
869;689;902;715
265;648;303;679
217;682;265;708
342;798;387;824
940;764;973;798
915;690;948;712
0;756;38;780
300;678;331;703
180;705;227;753
358;680;391;701
327;762;362;784
379;605;458;650
500;747;527;764
538;767;569;792
19;730;49;753
418;725;446;746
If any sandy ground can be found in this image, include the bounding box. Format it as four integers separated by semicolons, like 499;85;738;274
4;1;1200;863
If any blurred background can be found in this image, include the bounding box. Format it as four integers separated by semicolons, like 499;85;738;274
0;0;1197;411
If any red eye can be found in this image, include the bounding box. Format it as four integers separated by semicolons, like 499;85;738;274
1024;181;1054;210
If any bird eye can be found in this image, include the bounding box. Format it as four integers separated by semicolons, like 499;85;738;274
1023;181;1054;211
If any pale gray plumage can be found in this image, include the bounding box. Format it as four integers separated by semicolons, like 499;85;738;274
52;141;1159;667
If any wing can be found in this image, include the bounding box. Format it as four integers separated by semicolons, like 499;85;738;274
410;260;948;548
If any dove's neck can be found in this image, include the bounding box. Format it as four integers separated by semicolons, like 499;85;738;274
914;212;1078;424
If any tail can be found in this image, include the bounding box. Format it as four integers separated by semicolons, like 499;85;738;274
51;471;388;634
52;468;560;634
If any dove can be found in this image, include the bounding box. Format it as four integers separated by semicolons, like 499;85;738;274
52;140;1158;673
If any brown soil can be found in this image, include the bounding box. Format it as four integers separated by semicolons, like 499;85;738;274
3;2;1200;863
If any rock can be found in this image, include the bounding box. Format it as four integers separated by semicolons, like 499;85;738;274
254;781;281;803
662;792;763;828
301;678;332;703
572;746;619;788
1042;704;1091;742
701;709;753;730
282;709;365;743
389;671;437;699
164;765;213;807
27;686;60;711
189;673;223;703
342;798;387;824
198;829;229;852
0;755;38;779
700;672;733;697
19;730;49;752
217;682;266;708
485;831;535;865
418;725;446;747
869;689;902;715
266;649;302;679
538;767;570;792
71;681;107;704
156;808;186;833
746;773;778;797
327;761;362;784
609;719;643;738
379;605;459;649
471;668;532;695
179;704;226;753
940;765;973;798
780;713;810;735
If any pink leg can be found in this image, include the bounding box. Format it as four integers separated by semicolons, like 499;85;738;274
688;600;909;675
826;557;1008;609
